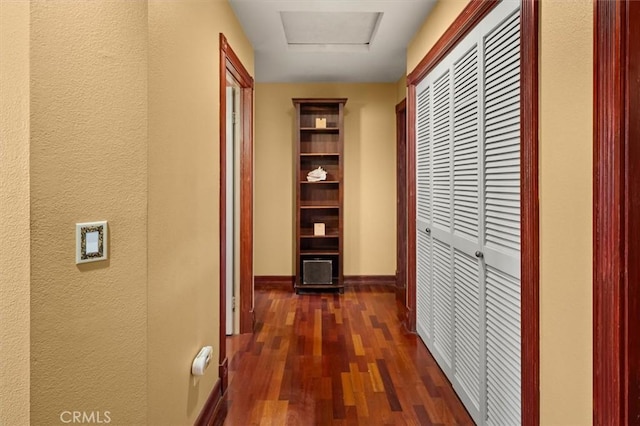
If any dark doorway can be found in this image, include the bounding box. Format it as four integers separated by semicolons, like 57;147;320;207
219;33;254;392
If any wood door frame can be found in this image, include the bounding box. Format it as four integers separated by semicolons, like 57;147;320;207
395;99;408;320
593;1;640;423
219;33;254;392
405;0;539;424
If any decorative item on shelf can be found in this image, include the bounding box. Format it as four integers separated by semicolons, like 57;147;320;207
315;117;327;129
307;166;327;182
314;223;326;236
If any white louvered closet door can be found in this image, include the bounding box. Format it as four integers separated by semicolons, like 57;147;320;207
482;5;521;424
415;84;433;344
414;1;521;425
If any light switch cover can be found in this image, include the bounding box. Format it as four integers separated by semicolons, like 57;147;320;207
76;221;108;264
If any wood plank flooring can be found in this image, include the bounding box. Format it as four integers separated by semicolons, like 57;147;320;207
217;285;473;425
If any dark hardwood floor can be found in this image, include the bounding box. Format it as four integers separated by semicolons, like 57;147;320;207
217;285;473;425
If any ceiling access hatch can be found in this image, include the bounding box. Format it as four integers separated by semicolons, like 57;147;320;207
280;11;383;50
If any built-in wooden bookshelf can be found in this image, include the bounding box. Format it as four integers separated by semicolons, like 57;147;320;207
293;98;347;293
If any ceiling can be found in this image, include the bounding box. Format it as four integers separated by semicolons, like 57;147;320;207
228;0;438;83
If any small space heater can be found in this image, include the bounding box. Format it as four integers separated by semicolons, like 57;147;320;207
302;259;332;285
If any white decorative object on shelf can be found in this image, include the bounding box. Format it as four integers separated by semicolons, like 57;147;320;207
314;223;326;236
315;118;327;128
307;166;327;182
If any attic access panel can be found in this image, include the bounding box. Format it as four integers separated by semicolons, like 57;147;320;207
280;11;382;46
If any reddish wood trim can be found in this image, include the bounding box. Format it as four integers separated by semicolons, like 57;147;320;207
222;36;253;89
406;82;417;333
593;2;625;422
520;1;540;424
255;276;295;291
396;98;408;312
593;0;640;423
407;0;499;86
194;378;222;426
291;98;349;104
218;358;228;401
293;102;302;288
343;275;397;289
219;34;255;395
406;0;540;422
218;33;228;395
239;79;255;334
625;2;640;421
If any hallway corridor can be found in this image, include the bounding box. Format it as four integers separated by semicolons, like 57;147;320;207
217;285;473;425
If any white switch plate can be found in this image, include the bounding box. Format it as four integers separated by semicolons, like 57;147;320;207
76;221;108;264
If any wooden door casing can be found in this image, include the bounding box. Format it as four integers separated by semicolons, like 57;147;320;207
593;0;640;423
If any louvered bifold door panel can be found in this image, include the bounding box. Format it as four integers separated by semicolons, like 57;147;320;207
432;70;452;231
431;239;454;370
416;82;433;345
416;231;433;341
417;86;432;224
482;3;521;425
483;7;521;259
453;249;482;415
453;45;480;244
486;266;521;425
451;41;483;421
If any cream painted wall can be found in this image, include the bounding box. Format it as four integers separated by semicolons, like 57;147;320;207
539;0;592;423
255;83;397;277
29;2;148;424
407;0;593;423
407;0;469;73
147;1;253;424
397;74;407;103
0;1;30;424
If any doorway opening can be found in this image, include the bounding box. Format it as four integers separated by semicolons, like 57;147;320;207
225;71;241;336
219;33;254;392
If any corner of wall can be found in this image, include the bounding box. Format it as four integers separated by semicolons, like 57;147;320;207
397;74;407;102
0;1;31;424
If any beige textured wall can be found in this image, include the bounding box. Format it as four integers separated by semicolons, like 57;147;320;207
539;0;592;423
0;1;30;424
407;0;469;73
147;1;253;424
408;0;594;422
397;74;407;103
29;1;148;424
254;83;397;276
